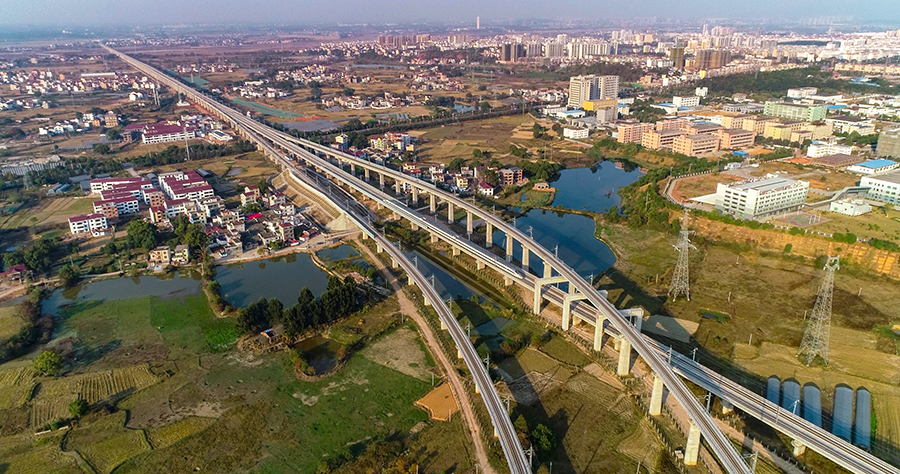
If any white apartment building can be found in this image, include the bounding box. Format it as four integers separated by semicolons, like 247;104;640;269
714;177;810;218
68;213;108;235
89;177;149;193
563;127;589;139
807;141;852;158
672;95;701;107
93;196;140;215
787;87;818;99
861;170;900;204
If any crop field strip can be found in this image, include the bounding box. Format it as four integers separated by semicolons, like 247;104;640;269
0;367;35;409
31;365;159;427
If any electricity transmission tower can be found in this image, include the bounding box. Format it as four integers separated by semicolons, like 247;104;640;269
668;214;696;301
798;256;839;366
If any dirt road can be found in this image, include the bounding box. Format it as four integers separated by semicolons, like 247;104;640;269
355;239;497;474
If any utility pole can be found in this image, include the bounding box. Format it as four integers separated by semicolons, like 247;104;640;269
798;256;839;366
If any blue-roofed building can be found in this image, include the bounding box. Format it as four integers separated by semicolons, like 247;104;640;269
555;109;586;120
847;159;899;175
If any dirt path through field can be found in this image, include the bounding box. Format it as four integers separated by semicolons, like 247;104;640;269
355;239;497;474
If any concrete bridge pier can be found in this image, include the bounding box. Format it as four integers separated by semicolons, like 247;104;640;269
424;296;431;306
593;316;606;351
685;423;701;466
440;318;447;330
394;181;402;195
379;174;385;188
410;222;419;231
617;339;632;376
376;243;383;253
616;308;644;376
411;186;418;204
721;400;734;415
504;275;513;286
476;260;485;270
364;168;370;181
561;293;588;331
430;233;438;244
792;439;807;456
430;194;436;213
466;212;473;235
505;235;513;262
543;263;553;278
390;258;399;269
452;246;460;257
532;276;567;315
485;223;493;247
649;376;665;416
448;202;455;224
457;348;463;359
521;248;530;269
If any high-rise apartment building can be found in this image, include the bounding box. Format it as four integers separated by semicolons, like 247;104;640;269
567;75;597;108
598;75;619;100
695;49;731;70
876;127;900;158
567;75;618;108
544;42;564;58
669;47;685;70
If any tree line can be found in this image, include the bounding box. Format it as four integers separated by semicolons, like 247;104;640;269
237;276;360;338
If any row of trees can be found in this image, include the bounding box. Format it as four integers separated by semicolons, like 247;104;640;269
237;276;360;338
3;237;58;273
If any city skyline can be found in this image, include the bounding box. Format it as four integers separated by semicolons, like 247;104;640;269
0;0;898;27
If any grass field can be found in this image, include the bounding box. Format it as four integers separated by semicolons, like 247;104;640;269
67;411;151;474
0;274;467;473
807;207;900;242
230;97;303;118
146;416;215;449
417;114;533;163
0;304;23;341
0;197;94;230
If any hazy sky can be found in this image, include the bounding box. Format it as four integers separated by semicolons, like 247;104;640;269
0;0;897;26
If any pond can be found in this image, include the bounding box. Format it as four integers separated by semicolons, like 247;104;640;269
215;253;331;308
548;163;643;214
295;335;344;374
42;271;201;315
317;244;360;261
492;210;616;280
492;164;644;280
